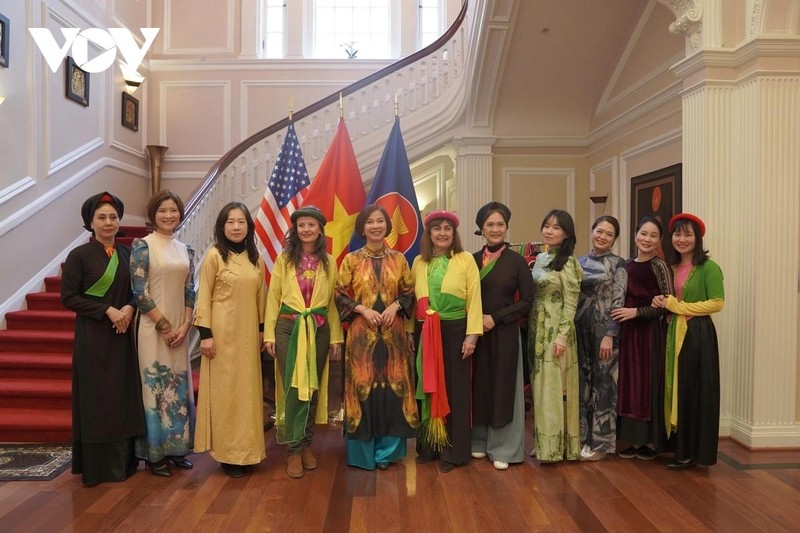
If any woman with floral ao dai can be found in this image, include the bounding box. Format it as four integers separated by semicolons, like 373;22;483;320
529;209;582;462
130;190;196;476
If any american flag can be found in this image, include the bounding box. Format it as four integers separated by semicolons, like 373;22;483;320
254;122;311;282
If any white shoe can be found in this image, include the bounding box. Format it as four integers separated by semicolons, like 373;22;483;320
471;451;487;459
580;444;606;462
493;461;509;470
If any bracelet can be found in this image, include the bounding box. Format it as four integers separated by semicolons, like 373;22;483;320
155;316;172;332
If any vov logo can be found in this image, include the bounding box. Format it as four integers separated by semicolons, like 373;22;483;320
28;27;159;74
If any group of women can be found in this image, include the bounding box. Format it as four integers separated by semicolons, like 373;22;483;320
62;190;724;486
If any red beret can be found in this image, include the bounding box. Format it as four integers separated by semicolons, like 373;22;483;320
424;210;459;228
669;213;705;237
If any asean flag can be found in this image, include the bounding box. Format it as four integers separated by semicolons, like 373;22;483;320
349;117;422;264
301;118;366;266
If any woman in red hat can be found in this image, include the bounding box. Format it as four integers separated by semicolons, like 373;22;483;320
652;213;724;469
411;210;482;473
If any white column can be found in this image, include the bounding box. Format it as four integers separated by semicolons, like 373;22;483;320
454;137;495;251
673;41;800;447
239;0;259;59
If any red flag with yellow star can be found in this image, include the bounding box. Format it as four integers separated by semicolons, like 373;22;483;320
301;118;366;265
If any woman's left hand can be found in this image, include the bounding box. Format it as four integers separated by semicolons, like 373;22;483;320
599;335;613;361
329;343;342;362
379;302;400;328
169;322;190;348
461;334;478;359
407;332;415;355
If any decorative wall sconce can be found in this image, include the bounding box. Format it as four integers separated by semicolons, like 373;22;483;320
119;62;145;94
123;73;144;94
589;195;608;204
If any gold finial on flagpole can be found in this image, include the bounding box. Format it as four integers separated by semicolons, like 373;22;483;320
394;92;399;117
339;92;343;118
289;95;293;121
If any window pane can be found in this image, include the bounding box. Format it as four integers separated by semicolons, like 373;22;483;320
265;34;283;58
313;0;391;59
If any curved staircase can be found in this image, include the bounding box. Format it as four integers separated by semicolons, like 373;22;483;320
0;226;147;443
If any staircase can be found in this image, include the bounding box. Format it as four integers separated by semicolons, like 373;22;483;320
0;226;147;443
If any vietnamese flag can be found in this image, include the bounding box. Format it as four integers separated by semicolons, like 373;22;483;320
301;118;367;266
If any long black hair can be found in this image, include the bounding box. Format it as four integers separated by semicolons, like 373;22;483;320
541;209;576;272
281;218;330;271
669;218;709;266
214;202;260;266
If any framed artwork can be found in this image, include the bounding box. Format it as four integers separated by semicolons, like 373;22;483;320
121;92;139;131
65;57;89;106
0;12;9;68
630;163;682;259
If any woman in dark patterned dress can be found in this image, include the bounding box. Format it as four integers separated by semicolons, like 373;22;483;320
335;205;418;470
612;216;674;460
575;216;627;461
61;192;145;486
470;202;533;470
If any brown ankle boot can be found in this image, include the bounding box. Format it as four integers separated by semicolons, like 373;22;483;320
286;454;303;478
301;448;317;470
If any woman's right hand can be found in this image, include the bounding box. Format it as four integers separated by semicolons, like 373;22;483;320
360;307;383;328
552;342;566;358
264;341;276;358
200;338;216;359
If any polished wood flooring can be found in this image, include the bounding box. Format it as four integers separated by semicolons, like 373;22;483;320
2;421;800;533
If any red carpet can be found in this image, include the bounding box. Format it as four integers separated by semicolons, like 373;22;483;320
0;226;199;444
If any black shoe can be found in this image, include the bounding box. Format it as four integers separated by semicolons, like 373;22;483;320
635;446;657;460
415;454;436;464
167;456;194;469
146;460;171;477
376;462;390;471
438;460;455;473
666;459;695;471
617;446;637;459
221;463;245;478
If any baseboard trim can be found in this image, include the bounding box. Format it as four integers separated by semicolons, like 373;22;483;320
729;417;800;448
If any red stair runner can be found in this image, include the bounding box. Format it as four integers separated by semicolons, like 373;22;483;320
0;225;157;443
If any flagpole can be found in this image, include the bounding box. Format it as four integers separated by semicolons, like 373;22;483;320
394;92;399;117
289;95;293;121
339;92;343;119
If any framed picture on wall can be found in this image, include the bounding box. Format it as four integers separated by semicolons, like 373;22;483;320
121;92;139;131
0;12;10;68
630;163;682;260
65;56;90;106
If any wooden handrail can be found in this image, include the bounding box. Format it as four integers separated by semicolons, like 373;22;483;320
181;0;469;219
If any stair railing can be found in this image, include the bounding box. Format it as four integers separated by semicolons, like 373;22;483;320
174;1;471;259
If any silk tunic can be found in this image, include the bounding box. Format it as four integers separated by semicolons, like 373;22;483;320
193;247;266;465
529;250;582;462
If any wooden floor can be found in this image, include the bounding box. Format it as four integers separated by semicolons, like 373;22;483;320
1;423;800;533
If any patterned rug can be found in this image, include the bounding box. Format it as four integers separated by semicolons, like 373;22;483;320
0;444;71;481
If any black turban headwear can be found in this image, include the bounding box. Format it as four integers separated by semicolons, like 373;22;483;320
81;191;124;232
474;201;511;236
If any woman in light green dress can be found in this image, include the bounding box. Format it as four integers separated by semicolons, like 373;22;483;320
529;209;582;462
